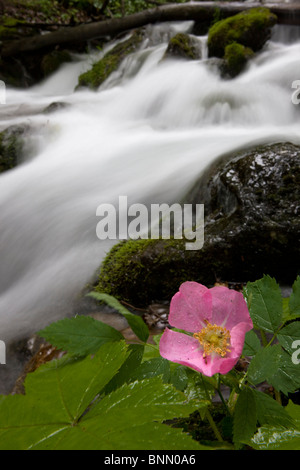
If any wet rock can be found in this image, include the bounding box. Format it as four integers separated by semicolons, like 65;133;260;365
77;30;144;90
94;142;300;306
143;303;170;333
0;124;29;173
43;101;70;114
11;338;64;395
41;50;72;78
207;7;276;78
222;42;254;78
207;7;277;59
163;32;201;61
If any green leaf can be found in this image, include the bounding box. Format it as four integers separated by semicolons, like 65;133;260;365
247;344;282;385
243;275;283;333
267;350;300;395
38;315;123;356
286;401;300;425
169;364;189;392
249;425;300;450
282;297;291;322
184;369;215;403
0;341;129;450
84;377;209;450
247;344;300;395
104;343;145;394
129;357;171;383
242;329;262;356
249;400;300;450
253;389;295;429
289;276;300;319
142;334;162;361
233;387;257;447
277;321;300;355
0;342;207;450
87;292;149;342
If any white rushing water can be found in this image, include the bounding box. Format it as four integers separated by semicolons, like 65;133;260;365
0;21;300;354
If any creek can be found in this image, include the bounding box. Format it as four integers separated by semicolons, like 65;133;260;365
0;20;300;391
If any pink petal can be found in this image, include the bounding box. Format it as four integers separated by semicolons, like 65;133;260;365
168;281;212;332
229;322;252;356
209;354;240;376
159;328;236;377
160;328;208;373
209;286;253;331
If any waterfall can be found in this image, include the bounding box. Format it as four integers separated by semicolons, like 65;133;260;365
0;21;300;390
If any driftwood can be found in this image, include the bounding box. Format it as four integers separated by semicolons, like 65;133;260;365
1;2;300;58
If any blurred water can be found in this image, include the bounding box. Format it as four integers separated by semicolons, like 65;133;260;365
0;21;300;366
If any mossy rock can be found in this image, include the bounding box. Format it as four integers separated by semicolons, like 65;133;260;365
0;125;28;173
41;50;72;78
95;143;300;306
77;30;144;90
163;32;201;61
207;7;277;59
223;42;254;78
95;238;200;306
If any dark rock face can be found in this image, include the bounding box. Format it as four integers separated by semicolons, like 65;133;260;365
194;142;300;222
187;141;300;283
95;142;300;306
0;124;29;173
163;32;202;61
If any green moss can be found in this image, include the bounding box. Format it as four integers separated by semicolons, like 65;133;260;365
223;42;254;77
77;30;144;90
164;33;200;61
207;7;277;58
78;54;120;90
95;237;194;306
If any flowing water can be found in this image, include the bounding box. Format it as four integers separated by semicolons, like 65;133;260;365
0;20;300;391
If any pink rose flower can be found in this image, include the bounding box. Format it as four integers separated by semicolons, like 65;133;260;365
159;281;253;377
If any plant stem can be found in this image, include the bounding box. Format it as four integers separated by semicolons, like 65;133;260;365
274;389;282;405
217;374;231;415
205;408;224;442
217;387;230;415
260;329;268;347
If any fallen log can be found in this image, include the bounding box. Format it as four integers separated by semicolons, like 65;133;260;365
1;2;300;58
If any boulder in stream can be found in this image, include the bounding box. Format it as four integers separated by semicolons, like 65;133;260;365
94;142;300;306
0;124;29;173
207;7;277;58
163;32;202;61
207;7;277;78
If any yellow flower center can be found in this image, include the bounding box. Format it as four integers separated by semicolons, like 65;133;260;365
193;322;231;358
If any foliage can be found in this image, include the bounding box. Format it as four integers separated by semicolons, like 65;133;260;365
1;274;300;449
107;0;189;17
7;0;190;24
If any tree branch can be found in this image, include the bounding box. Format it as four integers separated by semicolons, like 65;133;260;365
1;2;300;58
